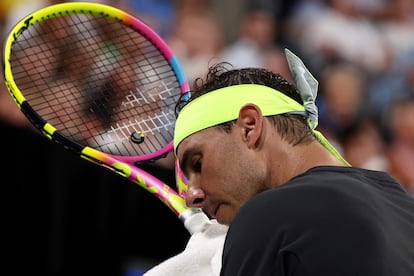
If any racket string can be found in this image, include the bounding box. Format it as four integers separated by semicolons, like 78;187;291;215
10;12;182;156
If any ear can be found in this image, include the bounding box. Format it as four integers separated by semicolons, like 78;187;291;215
237;103;263;148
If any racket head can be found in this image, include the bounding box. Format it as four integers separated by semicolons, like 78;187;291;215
2;1;192;216
3;1;190;163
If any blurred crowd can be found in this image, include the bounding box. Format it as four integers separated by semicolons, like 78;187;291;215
1;0;413;196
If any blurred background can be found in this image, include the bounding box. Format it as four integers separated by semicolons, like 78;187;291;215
1;0;413;275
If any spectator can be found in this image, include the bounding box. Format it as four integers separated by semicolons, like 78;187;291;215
167;8;223;87
386;98;414;195
297;0;389;77
342;119;390;171
317;61;368;147
219;7;277;68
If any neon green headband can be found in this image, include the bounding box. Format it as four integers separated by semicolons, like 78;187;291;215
174;84;305;153
173;49;350;166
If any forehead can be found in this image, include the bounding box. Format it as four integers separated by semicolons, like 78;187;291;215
176;127;221;158
176;129;207;156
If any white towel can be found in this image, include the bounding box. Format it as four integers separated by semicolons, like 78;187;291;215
143;212;228;276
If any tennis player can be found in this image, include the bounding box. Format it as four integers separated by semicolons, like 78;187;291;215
146;49;414;275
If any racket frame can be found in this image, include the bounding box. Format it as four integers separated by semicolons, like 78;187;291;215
2;1;194;219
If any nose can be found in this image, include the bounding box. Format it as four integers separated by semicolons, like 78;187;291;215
185;184;205;208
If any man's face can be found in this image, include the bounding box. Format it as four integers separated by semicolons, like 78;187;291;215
176;125;266;225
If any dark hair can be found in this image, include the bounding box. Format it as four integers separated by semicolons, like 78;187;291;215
176;62;315;145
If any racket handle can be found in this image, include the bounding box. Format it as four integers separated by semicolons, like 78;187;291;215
179;208;209;234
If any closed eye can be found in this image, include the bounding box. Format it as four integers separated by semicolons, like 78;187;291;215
191;156;202;174
179;149;202;179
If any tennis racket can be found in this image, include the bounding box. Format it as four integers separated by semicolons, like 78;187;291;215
2;1;202;233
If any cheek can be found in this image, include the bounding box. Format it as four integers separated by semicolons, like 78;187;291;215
202;150;228;185
201;142;235;191
212;142;266;203
202;141;248;196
